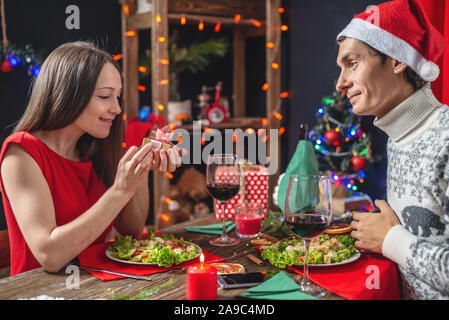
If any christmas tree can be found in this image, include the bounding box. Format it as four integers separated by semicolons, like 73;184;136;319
309;89;372;195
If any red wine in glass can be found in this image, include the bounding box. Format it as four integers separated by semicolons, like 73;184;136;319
206;183;240;201
284;174;332;298
285;213;329;238
206;154;241;246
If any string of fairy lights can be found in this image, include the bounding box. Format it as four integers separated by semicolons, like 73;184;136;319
118;4;289;157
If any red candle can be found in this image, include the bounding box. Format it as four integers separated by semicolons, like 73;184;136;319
236;213;262;235
186;253;217;300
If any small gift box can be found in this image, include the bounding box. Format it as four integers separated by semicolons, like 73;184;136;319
215;163;268;220
141;128;174;151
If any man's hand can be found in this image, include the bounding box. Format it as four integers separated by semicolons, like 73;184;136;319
350;200;401;253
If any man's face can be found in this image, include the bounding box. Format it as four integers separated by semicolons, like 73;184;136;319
336;38;401;118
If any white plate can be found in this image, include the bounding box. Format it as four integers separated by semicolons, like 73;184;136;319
260;244;361;268
105;241;202;266
295;250;361;267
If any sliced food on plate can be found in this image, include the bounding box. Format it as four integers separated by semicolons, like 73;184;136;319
106;229;201;267
210;263;245;274
260;234;359;268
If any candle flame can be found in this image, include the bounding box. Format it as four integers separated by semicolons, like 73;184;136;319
200;253;205;264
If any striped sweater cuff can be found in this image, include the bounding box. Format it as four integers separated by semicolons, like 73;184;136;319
382;225;415;268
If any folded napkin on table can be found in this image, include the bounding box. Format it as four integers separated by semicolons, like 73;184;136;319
238;271;317;300
78;242;225;281
184;221;235;235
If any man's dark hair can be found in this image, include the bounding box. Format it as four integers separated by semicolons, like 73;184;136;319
337;37;428;91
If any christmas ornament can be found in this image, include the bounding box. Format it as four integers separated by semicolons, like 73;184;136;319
0;58;11;73
324;130;342;146
351;155;366;171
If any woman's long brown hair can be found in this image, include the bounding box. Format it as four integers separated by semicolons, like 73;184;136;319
13;41;124;189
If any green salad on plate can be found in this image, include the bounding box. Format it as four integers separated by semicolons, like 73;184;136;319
107;229;201;267
261;234;357;269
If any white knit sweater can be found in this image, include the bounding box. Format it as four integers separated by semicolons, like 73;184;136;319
374;86;449;300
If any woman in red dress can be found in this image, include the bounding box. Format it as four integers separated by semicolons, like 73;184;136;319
0;42;183;275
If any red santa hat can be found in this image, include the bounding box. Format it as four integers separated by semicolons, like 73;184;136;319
337;0;446;82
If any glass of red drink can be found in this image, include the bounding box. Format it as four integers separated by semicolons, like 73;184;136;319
234;203;263;238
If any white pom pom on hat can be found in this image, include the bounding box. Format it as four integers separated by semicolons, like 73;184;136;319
337;0;446;83
418;60;440;82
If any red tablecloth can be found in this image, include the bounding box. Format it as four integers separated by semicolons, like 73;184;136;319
78;242;225;281
287;253;400;300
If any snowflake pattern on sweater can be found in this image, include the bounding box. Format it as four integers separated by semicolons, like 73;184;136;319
375;87;449;300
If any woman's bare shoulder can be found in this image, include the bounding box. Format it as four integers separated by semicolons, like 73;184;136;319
1;143;43;182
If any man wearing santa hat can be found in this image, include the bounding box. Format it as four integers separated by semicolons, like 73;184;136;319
335;0;448;299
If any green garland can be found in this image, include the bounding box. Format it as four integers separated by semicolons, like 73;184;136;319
0;42;42;76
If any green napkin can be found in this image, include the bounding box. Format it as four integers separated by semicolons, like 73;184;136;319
184;221;235;235
239;271;317;300
277;140;319;213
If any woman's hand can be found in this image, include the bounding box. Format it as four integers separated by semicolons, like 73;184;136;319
350;200;401;253
151;145;184;173
148;125;186;173
112;142;155;198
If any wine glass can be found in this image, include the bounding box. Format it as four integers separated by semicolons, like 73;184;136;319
206;154;241;246
284;174;332;297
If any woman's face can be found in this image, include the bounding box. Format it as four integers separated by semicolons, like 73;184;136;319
73;62;122;138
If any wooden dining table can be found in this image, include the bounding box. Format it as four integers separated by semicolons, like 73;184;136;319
0;216;343;300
